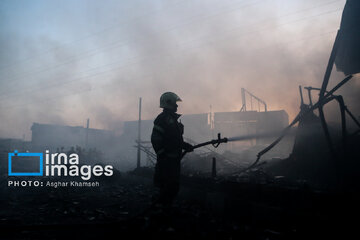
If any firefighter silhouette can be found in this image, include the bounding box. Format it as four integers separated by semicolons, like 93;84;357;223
151;92;193;206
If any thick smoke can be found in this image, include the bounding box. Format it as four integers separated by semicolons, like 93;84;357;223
1;0;356;140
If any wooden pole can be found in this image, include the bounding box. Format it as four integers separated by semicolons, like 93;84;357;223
318;30;342;160
137;97;142;168
212;157;217;178
85;118;89;148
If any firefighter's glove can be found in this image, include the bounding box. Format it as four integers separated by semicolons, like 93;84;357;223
184;142;194;152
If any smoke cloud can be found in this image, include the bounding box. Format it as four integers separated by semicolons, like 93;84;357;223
1;0;357;140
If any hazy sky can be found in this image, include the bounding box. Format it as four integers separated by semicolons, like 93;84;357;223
0;0;357;140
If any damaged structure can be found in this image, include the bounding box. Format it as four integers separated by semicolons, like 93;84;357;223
31;122;116;151
27;107;289;171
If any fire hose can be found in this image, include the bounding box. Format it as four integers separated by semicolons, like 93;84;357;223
181;130;297;160
181;133;228;158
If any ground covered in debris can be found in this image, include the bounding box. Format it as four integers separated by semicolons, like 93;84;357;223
0;171;359;240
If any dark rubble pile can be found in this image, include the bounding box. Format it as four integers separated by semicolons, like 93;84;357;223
264;110;360;190
0;166;359;239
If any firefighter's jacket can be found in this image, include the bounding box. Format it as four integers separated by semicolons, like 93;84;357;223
151;109;190;159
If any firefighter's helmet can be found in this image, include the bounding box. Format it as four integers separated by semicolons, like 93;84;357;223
160;92;182;109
